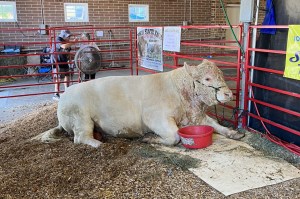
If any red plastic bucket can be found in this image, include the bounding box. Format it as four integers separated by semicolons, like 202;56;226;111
178;125;214;149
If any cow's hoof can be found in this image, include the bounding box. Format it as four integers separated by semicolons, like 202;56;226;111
84;138;102;148
74;136;102;148
141;134;162;144
89;140;102;148
226;130;245;140
142;135;180;146
141;136;155;143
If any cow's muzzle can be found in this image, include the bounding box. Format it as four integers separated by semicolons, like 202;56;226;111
207;85;229;103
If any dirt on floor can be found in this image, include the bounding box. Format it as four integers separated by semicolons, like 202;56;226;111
0;102;299;199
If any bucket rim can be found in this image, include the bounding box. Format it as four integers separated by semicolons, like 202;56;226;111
178;125;214;138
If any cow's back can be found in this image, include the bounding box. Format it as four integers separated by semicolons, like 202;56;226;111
57;73;180;137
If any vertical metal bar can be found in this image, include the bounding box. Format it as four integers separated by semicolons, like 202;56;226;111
250;0;260;65
129;29;133;76
91;26;95;40
135;27;139;75
247;0;260;125
53;28;60;93
243;25;252;127
173;52;179;67
238;22;250;128
235;24;243;128
48;27;53;83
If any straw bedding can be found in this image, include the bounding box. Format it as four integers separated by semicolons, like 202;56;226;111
0;103;299;199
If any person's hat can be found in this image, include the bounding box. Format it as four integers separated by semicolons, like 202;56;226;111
59;30;72;38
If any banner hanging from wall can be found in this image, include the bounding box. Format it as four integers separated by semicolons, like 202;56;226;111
163;26;181;52
137;27;163;71
284;25;300;80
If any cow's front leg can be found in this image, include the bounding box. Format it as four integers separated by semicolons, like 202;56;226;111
142;118;180;146
72;116;102;148
202;115;245;140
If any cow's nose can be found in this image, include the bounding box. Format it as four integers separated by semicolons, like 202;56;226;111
225;91;233;99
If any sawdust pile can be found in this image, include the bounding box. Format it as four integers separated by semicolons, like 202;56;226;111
0;103;299;199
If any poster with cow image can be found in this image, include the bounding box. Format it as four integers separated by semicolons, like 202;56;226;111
137;27;163;71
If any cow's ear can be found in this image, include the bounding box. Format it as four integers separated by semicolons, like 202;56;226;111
197;59;212;71
184;62;193;76
183;62;189;68
183;62;190;73
198;59;209;67
202;59;209;63
184;62;198;78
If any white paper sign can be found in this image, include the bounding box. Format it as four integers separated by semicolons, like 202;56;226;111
163;26;182;52
96;31;104;37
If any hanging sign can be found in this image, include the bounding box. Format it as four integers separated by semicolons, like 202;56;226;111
284;25;300;80
163;26;182;52
137;27;163;71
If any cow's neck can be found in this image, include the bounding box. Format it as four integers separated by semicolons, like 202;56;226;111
170;68;208;124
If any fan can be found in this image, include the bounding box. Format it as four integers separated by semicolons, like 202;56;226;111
74;45;102;75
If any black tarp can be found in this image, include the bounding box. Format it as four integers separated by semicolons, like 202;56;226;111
249;0;300;146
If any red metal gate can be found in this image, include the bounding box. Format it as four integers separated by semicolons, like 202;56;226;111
244;25;300;155
0;26;134;99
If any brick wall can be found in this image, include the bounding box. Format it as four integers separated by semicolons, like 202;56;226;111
0;0;212;43
210;0;266;38
212;0;266;25
0;0;267;53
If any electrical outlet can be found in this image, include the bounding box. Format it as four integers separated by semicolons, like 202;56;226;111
39;24;48;35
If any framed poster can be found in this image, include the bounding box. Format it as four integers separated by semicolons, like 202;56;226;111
64;3;89;22
137;27;163;71
128;4;149;22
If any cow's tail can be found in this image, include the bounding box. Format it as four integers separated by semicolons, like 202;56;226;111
31;125;65;143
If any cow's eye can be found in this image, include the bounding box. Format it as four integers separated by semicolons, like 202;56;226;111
205;77;211;81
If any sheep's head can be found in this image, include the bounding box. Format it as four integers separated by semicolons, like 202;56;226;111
184;60;233;106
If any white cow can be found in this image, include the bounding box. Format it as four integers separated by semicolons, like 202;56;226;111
33;60;244;147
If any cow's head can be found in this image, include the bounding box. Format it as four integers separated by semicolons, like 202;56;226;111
184;60;233;106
